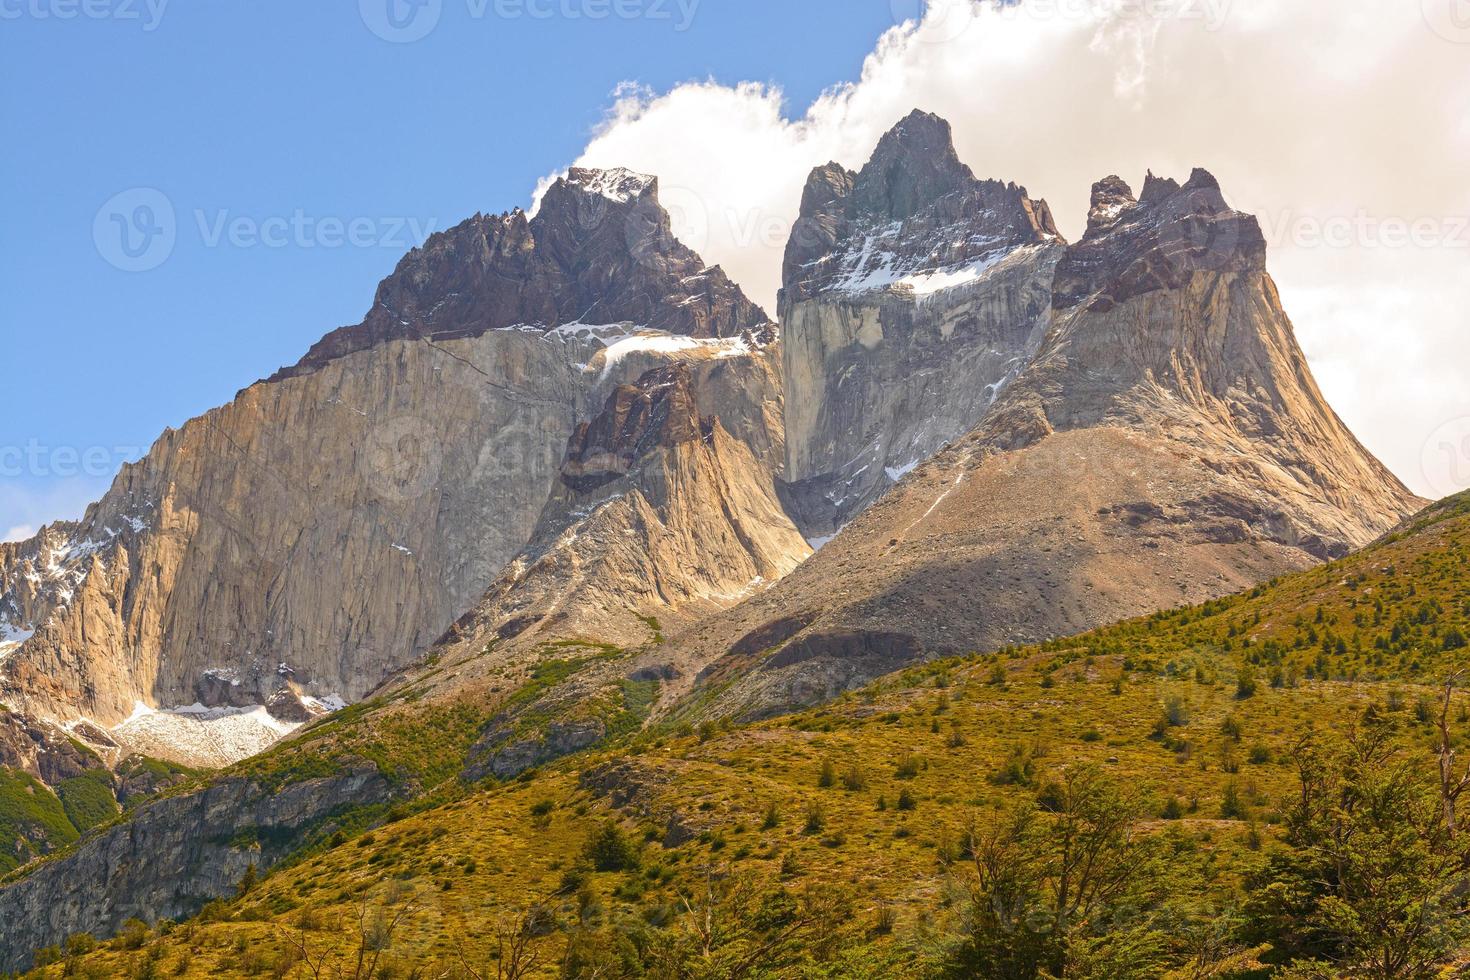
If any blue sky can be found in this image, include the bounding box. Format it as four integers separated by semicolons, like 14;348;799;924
0;0;904;537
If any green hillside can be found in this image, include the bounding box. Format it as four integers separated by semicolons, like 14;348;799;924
21;492;1470;978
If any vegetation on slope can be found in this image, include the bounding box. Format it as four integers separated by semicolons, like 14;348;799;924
19;493;1470;978
0;770;77;876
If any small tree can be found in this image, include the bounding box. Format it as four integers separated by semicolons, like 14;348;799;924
1236;664;1259;699
583;820;639;873
1244;724;1470;976
939;766;1168;978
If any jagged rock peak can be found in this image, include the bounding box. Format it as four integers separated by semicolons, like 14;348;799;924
561;364;709;494
562;166;658;203
273;168;769;381
847;109;975;221
1139;169;1182;206
798;161;856;216
1052;166;1266;312
782;110;1061;303
1085;175;1138;232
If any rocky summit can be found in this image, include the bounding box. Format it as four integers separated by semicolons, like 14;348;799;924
0;111;1432;973
779;110;1064;536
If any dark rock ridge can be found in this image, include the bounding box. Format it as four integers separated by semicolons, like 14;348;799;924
561;364;710;494
782;110;1061;304
274;168;769;381
0;767;393;973
1051;168;1267;312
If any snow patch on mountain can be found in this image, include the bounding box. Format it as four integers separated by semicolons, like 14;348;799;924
111;701;302;769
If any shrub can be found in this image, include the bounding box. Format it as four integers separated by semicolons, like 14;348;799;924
1162;695;1190;727
583;821;638;873
896;789;917;812
1220;782;1245;820
990;744;1037;788
1236;665;1259;699
803;803;826;835
114;918;150;951
761;801;780;830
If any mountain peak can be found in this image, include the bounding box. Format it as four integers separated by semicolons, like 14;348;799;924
1053;166;1265;311
848;109;975;221
562;166;658;204
1085;175;1137;232
273;171;769;381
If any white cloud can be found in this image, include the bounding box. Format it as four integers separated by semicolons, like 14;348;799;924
551;0;1470;500
0;477;110;545
2;525;37;544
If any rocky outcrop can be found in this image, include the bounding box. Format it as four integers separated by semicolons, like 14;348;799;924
778;110;1065;535
450;362;807;653
276;168;768;381
417;364;809;778
0;766;392;972
0;170;777;737
669;160;1421;721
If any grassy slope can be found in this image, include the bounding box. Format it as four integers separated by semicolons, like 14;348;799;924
26;493;1470;976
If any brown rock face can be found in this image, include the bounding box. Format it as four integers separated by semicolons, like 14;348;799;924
438;363;808;659
276;168;769;381
667;162;1421;721
393;363;809;778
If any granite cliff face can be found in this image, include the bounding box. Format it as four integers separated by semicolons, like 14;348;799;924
779;111;1064;536
443;361;806;655
379;362;808;779
667;157;1422;720
0;169;775;754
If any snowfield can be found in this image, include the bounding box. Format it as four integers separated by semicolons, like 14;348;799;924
110;702;303;769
